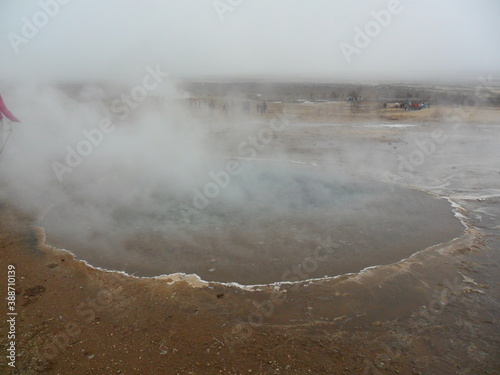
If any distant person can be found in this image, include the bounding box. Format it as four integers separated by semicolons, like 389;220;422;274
262;101;268;114
258;101;268;114
243;101;250;114
208;99;216;119
209;99;216;112
0;94;20;124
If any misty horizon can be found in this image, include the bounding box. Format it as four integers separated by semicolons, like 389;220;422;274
1;0;499;84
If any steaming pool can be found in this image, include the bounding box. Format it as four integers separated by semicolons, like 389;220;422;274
42;161;464;285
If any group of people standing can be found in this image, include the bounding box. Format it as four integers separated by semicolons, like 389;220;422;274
383;101;430;110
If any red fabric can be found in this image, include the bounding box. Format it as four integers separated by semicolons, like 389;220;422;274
0;94;20;122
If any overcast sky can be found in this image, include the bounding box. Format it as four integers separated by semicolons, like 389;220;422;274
1;0;499;83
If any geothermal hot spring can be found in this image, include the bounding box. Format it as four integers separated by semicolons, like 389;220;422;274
41;161;464;285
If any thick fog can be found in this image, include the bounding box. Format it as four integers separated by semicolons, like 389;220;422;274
0;0;497;278
1;0;499;82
